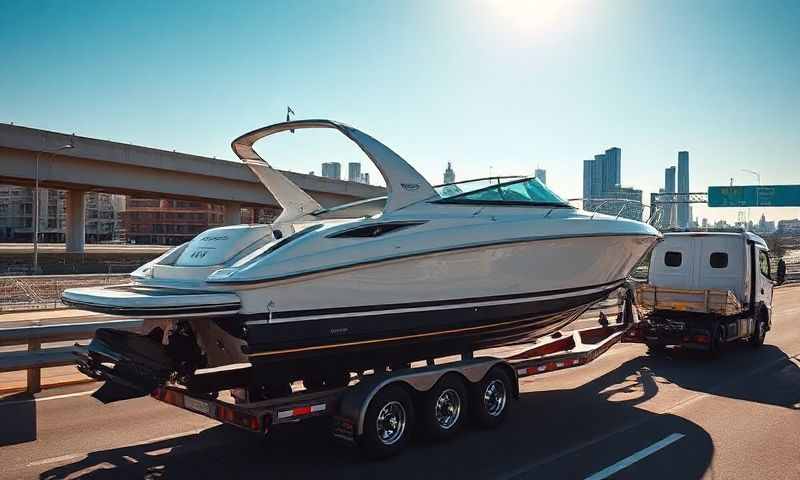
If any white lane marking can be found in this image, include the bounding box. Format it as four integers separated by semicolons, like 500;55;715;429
1;389;97;406
584;433;685;480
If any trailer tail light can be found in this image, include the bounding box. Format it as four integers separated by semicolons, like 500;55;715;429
215;405;262;432
152;387;182;406
693;334;710;344
151;387;264;433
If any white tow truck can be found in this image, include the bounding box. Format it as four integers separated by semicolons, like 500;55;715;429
627;231;774;354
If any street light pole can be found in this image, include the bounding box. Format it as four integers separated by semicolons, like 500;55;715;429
32;143;74;274
740;169;761;229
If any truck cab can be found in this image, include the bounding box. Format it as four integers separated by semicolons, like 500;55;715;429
635;231;773;353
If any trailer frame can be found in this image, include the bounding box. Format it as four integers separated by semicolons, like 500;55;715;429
150;315;634;458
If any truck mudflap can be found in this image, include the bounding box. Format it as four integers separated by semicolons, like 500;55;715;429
76;328;175;403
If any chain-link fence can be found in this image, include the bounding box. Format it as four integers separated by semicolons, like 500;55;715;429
0;274;130;311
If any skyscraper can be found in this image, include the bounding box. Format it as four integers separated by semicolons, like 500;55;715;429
361;172;370;185
603;147;621;192
321;162;341;180
582;160;593;210
664;166;676;227
534;168;547;184
443;162;455;184
591;154;605;199
677;151;690;227
581;147;642;220
348;162;361;182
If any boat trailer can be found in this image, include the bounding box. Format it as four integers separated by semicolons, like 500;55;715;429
150;317;634;459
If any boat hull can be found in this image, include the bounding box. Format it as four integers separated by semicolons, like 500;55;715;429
241;282;617;383
228;233;652;382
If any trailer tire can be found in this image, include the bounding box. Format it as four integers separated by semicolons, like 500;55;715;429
750;312;768;348
471;367;513;429
420;374;468;441
358;384;415;460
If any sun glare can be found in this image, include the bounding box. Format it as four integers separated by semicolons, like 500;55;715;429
479;0;585;40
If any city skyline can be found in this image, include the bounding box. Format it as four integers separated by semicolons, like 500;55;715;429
1;1;798;223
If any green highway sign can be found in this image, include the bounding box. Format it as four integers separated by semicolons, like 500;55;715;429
708;185;800;207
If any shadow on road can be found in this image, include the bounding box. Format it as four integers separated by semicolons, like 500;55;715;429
39;343;798;479
0;392;37;447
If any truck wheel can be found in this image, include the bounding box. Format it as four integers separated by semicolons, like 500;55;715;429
750;313;768;348
471;367;513;429
358;384;415;459
710;325;726;358
420;374;468;441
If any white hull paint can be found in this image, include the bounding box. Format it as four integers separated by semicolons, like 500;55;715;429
236;233;653;317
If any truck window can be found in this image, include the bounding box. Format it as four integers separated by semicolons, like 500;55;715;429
759;250;771;279
710;252;728;268
664;251;682;267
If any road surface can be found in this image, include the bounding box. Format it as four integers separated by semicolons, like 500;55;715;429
0;286;798;479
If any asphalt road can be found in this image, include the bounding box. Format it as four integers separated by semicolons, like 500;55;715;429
1;286;798;480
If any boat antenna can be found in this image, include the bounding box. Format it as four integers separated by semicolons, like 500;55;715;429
286;106;295;133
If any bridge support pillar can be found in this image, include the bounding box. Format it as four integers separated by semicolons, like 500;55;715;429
224;202;242;225
65;189;86;253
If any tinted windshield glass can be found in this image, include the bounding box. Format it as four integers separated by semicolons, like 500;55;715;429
436;177;567;206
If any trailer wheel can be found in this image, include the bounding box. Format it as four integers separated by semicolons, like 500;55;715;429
358;384;415;459
750;312;768;348
420;374;468;441
471;367;513;429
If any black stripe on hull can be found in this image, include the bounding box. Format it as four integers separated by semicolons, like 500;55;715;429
62;299;240;317
240;278;624;321
244;286;614;382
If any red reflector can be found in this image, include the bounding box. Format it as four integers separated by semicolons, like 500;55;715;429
248;416;260;431
694;335;710;344
293;406;312;416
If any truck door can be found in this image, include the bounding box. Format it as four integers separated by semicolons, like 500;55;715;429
756;248;774;314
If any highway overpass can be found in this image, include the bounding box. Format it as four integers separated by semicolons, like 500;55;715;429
0;123;385;252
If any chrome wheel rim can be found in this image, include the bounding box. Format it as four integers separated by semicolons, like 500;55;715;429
483;379;507;417
434;388;462;429
376;400;406;445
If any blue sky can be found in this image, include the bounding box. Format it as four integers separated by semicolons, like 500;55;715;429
1;0;799;222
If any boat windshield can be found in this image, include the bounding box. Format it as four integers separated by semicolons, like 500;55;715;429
434;177;569;207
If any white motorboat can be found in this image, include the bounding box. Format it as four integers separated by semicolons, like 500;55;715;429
64;119;660;401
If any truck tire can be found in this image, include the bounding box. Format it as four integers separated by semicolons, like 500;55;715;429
709;324;726;358
471;366;513;429
420;374;468;441
750;312;768;348
358;384;415;459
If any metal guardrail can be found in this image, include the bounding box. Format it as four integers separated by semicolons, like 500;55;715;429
0;319;142;393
